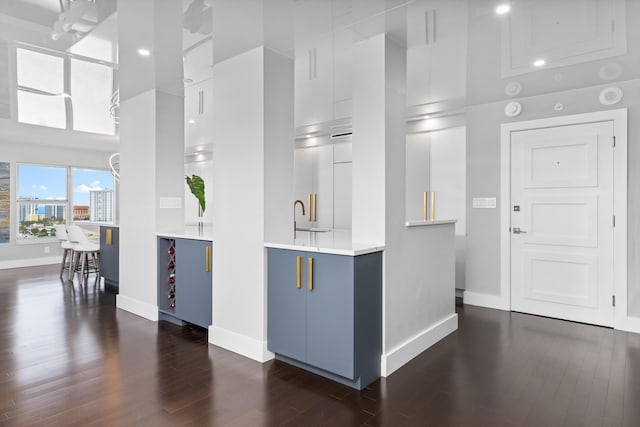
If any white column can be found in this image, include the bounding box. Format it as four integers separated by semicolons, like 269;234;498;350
352;34;457;376
116;0;184;319
209;47;293;362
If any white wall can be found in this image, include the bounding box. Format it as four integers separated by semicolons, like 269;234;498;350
464;0;640;320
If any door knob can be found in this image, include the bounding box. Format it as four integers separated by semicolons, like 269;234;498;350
513;227;528;234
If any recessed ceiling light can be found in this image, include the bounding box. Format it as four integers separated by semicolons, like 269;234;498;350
183;78;194;84
60;93;71;98
495;3;511;14
137;48;151;57
423;115;431;120
188;119;195;124
533;59;546;67
305;134;312;138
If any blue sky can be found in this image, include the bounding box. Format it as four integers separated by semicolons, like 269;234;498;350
18;165;113;205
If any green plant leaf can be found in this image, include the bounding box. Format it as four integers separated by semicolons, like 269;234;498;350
185;174;206;213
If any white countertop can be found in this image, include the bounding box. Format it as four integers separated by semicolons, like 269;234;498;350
156;225;213;241
405;219;457;227
264;229;384;256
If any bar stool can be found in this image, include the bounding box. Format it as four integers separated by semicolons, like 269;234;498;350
67;225;101;285
53;224;73;279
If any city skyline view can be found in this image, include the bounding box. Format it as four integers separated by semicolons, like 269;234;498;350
18;165;113;205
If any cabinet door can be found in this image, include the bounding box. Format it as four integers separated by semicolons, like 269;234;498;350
405;132;431;221
100;226;119;285
294;148;313;229
313;144;334;229
406;0;467;106
294;34;334;127
267;249;307;361
185;80;213;149
175;239;212;328
294;145;334;229
305;252;355;379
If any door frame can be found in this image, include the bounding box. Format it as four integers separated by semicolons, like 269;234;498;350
500;109;628;329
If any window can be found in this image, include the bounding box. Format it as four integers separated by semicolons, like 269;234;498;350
72;168;115;223
17;165;67;241
16;48;66;129
17;164;116;242
15;45;116;136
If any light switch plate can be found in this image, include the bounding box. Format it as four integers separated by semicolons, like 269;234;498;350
472;197;497;209
159;197;182;209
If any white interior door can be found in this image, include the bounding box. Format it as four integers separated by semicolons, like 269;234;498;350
510;121;614;326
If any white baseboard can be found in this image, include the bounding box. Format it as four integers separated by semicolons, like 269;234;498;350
463;291;509;311
455;289;465;298
0;256;60;270
616;315;640;334
209;325;274;363
116;294;159;321
381;313;458;377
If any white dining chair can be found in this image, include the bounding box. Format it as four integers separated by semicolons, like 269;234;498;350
66;225;101;285
53;224;73;279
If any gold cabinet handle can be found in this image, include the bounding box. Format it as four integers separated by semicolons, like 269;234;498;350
307;257;313;291
431;191;435;221
307;193;312;221
106;228;113;245
205;246;211;272
296;256;302;289
312;193;317;222
423;192;427;221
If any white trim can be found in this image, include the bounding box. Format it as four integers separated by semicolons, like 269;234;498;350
616;316;640;335
381;313;458;377
0;256;60;269
500;109;628;329
463;291;509;311
116;294;159;321
208;325;275;363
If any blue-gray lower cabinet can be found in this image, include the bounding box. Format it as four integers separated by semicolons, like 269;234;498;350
99;226;119;289
267;248;382;390
158;237;212;329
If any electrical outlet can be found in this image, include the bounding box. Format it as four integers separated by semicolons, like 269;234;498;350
44;246;50;254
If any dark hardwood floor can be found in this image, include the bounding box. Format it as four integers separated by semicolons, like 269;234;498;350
1;265;639;426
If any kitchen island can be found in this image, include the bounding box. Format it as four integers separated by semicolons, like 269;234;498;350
265;230;384;389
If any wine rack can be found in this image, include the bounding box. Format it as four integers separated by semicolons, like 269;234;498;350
166;240;176;310
157;237;177;314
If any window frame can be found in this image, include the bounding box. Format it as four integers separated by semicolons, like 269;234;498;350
11;42;118;136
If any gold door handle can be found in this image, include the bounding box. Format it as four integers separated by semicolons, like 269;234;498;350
307;257;313;291
312;193;317;222
307;193;312;221
423;192;427;221
205;246;211;272
296;256;302;289
106;228;113;245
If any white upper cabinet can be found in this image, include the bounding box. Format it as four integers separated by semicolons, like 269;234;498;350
184;79;213;150
406;0;468;107
295;35;334;128
294;145;334;230
332;28;353;121
294;0;354;127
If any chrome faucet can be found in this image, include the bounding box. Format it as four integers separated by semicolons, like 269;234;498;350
293;199;305;237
